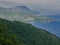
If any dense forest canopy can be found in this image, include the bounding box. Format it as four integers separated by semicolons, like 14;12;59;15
0;18;60;45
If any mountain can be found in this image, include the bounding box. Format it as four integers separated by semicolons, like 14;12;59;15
14;6;40;14
15;6;31;11
0;1;40;14
0;6;54;23
0;6;39;15
0;18;60;45
9;6;31;12
8;6;34;15
8;6;40;14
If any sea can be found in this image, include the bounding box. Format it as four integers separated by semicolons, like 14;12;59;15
31;15;60;37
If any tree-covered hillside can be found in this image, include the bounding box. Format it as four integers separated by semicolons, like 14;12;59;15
0;18;60;45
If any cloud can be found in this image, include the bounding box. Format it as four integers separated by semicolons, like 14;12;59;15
0;0;60;15
0;0;31;4
0;0;60;9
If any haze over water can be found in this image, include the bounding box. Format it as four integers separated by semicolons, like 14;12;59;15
31;15;60;37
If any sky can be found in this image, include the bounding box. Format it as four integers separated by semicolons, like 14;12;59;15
0;0;60;8
0;0;60;15
0;0;60;9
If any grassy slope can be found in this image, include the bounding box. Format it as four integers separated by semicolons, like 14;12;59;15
0;18;60;45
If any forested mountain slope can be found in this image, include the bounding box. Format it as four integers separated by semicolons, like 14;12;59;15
0;18;60;45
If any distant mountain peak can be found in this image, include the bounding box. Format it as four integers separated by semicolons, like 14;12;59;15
15;6;30;10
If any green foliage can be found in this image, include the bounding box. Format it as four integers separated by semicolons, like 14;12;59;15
0;18;60;45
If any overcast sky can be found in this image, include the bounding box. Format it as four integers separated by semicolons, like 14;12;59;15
0;0;60;15
0;0;60;10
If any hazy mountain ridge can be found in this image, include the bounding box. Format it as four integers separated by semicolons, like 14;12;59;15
0;1;54;22
0;6;55;23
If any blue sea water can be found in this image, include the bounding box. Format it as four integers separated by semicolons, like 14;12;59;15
31;15;60;37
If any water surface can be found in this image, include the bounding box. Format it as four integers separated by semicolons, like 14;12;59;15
31;15;60;37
